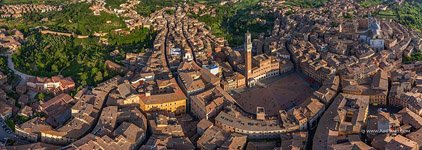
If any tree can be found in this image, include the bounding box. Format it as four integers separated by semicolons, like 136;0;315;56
37;93;46;101
103;70;109;79
51;64;59;73
80;72;88;80
94;71;103;83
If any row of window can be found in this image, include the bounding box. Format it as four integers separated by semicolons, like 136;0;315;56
146;102;183;109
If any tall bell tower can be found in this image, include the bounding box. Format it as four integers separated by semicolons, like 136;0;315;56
245;32;252;87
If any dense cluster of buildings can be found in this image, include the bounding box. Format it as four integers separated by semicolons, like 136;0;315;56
0;28;24;52
2;0;422;149
10;76;150;149
213;75;339;139
16;77;120;145
87;0;149;33
313;94;370;149
65;106;147;149
273;0;422;149
389;68;422;111
0;71;12;120
0;4;62;18
26;75;75;94
243;32;281;87
138;77;187;115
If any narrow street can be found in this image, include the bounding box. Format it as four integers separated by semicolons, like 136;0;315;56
0;118;30;145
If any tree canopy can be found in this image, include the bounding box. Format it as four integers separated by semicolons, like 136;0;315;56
12;33;116;89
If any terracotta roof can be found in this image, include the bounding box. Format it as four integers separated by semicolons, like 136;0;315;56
5;142;60;150
0;101;12;117
140;90;186;105
386;135;419;150
41;93;73;114
406;128;422;146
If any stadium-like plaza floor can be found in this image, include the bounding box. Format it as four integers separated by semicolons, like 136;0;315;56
231;73;315;116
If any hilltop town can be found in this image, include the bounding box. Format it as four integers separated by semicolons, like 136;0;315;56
0;0;422;149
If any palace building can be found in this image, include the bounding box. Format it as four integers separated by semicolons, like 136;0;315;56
244;32;280;87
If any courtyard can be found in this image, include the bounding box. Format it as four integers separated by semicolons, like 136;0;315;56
231;73;315;116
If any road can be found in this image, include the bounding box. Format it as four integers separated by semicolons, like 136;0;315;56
0;54;34;85
0;118;30;145
0;119;13;140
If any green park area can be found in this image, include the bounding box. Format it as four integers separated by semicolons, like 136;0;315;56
12;33;116;89
191;0;275;46
11;28;155;90
404;52;422;64
0;1;157;90
397;2;422;62
191;0;329;47
374;1;422;32
392;2;422;32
